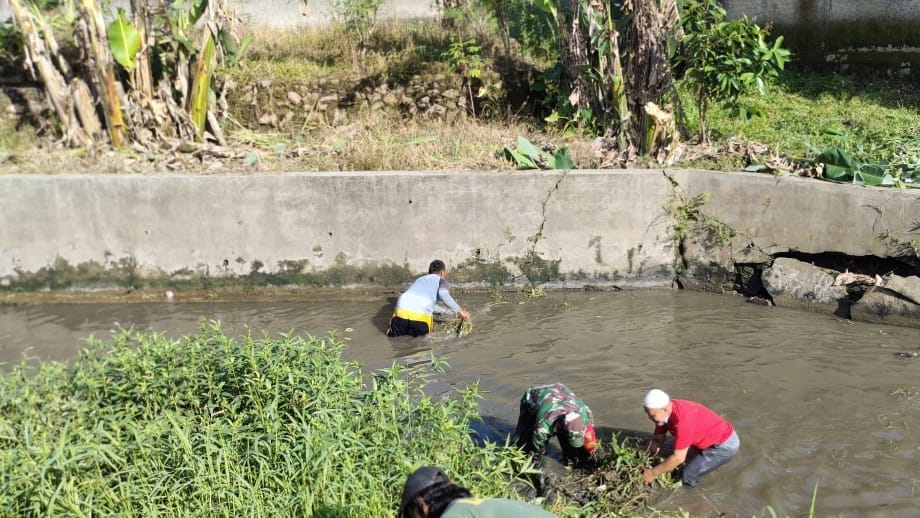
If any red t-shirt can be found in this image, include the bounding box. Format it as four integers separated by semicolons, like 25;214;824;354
654;399;733;451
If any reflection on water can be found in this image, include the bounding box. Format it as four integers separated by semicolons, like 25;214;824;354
2;289;919;517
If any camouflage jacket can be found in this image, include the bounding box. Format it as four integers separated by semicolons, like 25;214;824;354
521;383;596;455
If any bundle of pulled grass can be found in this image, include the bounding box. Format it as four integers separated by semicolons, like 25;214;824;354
434;314;473;338
538;434;682;515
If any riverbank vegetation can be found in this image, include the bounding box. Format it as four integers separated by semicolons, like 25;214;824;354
0;323;684;516
1;0;918;186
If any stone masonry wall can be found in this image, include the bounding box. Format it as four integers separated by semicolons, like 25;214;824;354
224;71;503;130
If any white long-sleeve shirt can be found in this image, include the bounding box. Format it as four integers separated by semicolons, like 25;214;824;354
395;273;461;315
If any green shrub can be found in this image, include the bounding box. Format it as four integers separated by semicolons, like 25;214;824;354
675;0;791;142
0;322;533;516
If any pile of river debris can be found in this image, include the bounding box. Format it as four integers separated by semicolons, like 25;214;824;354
514;434;680;514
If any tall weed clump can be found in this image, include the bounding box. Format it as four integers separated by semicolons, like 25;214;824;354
0;322;532;516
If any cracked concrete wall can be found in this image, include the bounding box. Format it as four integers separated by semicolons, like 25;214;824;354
670;169;920;262
0;171;677;291
2;170;917;293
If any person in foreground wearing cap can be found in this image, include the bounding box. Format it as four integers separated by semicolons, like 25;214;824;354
641;388;740;488
512;383;600;469
399;466;557;518
386;260;471;337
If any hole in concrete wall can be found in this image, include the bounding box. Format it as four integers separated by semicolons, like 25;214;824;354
736;251;920;309
734;263;771;302
775;251;918;277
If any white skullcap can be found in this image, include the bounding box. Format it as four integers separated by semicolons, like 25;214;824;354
643;389;670;409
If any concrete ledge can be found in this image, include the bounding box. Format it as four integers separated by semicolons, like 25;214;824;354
1;170;918;296
0;170;675;291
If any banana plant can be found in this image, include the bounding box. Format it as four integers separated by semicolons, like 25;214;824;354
107;7;140;70
103;0;254;142
188;25;217;139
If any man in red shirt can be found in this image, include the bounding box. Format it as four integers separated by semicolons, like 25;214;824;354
641;388;740;488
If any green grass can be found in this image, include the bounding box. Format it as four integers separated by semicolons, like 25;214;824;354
0;323;540;516
686;71;920;164
228;19;463;83
0;323;686;517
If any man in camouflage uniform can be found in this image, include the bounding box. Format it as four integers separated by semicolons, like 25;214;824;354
512;383;599;469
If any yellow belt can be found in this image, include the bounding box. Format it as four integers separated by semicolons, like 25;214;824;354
393;308;433;332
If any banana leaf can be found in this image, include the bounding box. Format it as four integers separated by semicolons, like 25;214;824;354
107;8;140;71
495;136;577;170
495;146;538;169
189;28;217;140
815;148;857;182
892;164;920;188
551;147;576;170
855;163;893;187
514;136;545;161
219;29;254;68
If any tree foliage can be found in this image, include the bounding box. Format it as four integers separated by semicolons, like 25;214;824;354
478;0;790;158
674;0;791;142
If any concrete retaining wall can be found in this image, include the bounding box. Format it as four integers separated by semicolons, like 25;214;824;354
0;171;675;290
2;170;918;293
676;170;920;259
722;0;920;74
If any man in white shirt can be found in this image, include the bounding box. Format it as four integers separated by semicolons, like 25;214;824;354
386;260;471;337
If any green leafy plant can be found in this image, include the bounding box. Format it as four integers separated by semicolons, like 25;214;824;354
477;0;557;59
496;136;576;170
219;27;254;68
0;323;538;515
545;105;595;138
675;0;791;142
442;37;486;115
107;8;141;71
665;175;735;247
814;147;920;188
442;37;484;79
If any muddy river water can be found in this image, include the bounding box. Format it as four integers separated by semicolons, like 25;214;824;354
2;289;919;517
